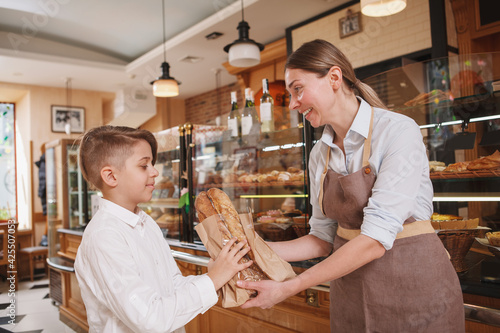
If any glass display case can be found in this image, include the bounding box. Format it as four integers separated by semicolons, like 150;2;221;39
188;123;309;245
362;52;500;229
45;139;97;257
139;127;182;241
143;122;310;246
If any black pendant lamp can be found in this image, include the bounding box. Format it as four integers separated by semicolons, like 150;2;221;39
151;0;179;97
223;0;264;68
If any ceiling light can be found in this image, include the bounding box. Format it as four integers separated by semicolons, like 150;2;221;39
151;0;179;97
179;55;203;64
361;0;407;17
223;0;264;68
205;32;223;40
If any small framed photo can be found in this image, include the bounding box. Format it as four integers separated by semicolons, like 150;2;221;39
51;105;85;133
339;11;362;39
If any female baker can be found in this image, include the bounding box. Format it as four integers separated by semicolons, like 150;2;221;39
237;39;464;332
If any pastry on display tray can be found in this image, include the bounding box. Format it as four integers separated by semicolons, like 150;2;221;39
429;151;500;179
475;236;500;259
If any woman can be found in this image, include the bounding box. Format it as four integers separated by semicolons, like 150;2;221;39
237;39;464;332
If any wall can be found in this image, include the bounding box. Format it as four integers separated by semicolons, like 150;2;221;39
140;98;186;133
0;81;113;229
184;82;241;126
291;0;432;68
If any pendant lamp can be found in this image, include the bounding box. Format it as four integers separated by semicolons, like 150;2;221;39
151;0;179;97
223;0;264;68
65;78;72;135
361;0;407;17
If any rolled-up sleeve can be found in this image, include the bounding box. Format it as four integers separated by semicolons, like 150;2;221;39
361;119;429;250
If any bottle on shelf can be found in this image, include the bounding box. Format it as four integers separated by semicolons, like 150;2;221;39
260;78;275;133
227;91;241;138
241;88;260;136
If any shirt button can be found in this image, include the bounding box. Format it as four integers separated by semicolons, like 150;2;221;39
364;167;371;174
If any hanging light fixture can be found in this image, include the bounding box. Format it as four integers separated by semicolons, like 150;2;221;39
360;0;407;17
223;0;264;68
151;0;179;97
65;77;72;135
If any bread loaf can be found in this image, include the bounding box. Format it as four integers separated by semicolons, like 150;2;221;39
195;189;267;292
486;232;500;247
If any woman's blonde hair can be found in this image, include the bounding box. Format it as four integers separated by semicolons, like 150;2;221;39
285;39;386;109
79;125;157;190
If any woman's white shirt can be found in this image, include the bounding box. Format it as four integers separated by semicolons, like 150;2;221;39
308;97;433;250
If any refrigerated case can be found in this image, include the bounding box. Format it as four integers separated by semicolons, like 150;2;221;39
141;120;311;246
362;52;500;231
189;124;309;244
45;139;98;257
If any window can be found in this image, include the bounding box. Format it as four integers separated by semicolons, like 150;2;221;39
0;103;16;220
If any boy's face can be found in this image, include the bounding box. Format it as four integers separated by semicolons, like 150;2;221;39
115;139;159;209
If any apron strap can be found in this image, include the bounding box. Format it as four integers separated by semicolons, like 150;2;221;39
318;107;374;216
337;220;435;241
362;107;374;167
318;147;330;216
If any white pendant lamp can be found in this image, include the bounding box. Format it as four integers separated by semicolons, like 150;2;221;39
223;0;264;67
361;0;407;17
151;0;179;97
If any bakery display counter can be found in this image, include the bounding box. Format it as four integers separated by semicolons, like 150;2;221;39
431;169;500;180
169;242;500;330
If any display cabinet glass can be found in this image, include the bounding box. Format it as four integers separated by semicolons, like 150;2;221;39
361;52;500;232
139;127;182;241
45;139;97;257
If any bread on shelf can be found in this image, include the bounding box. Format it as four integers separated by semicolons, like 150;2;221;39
486;232;500;247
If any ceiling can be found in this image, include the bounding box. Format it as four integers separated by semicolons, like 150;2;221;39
0;0;348;100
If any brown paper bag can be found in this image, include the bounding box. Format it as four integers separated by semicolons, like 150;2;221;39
195;213;296;308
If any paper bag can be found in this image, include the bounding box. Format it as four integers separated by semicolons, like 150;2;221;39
195;213;296;308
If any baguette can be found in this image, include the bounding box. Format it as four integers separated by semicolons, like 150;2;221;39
195;189;267;293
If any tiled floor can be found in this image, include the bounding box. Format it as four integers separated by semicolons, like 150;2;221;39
0;277;76;333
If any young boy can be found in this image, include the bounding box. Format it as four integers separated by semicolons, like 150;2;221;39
75;125;252;333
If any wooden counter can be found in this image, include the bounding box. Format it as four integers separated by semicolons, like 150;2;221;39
47;229;88;333
48;230;500;332
169;244;331;333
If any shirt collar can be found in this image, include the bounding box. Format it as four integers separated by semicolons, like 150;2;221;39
320;97;372;147
349;97;371;139
98;197;144;228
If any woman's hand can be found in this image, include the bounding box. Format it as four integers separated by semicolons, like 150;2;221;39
207;238;253;291
236;279;295;309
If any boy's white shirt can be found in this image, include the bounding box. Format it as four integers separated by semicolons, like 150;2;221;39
75;197;218;333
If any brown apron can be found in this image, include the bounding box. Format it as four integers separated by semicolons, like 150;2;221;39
319;108;464;332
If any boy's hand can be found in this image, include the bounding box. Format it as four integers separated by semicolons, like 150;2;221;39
207;238;253;291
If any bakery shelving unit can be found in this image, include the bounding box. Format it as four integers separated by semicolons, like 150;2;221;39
363;52;500;231
138;126;183;241
188;122;310;245
363;52;500;328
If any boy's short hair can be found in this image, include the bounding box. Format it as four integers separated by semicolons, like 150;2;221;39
79;125;158;190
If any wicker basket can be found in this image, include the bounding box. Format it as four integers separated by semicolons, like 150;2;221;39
292;223;310;237
437;228;482;272
256;223;295;241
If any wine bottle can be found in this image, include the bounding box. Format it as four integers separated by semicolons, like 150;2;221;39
260;79;275;133
241;88;260;136
227;91;241;138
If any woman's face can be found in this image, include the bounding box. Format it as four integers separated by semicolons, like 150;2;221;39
285;68;336;128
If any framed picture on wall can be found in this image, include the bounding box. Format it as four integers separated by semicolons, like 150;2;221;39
51;105;85;133
339;11;361;39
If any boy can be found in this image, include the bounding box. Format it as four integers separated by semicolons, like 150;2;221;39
75;126;252;333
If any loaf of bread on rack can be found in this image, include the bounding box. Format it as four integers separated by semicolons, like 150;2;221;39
486;232;500;247
195;189;267;292
467;150;500;171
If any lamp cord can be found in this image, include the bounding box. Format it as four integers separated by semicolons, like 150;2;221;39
241;0;244;21
162;0;166;63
